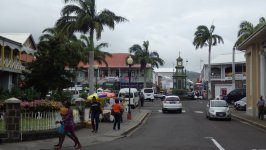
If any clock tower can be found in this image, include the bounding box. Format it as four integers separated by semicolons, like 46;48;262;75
172;53;187;95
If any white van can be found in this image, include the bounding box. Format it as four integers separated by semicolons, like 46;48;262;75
141;88;155;101
118;88;139;109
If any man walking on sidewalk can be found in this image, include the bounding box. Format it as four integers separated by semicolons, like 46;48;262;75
257;96;265;120
90;96;102;133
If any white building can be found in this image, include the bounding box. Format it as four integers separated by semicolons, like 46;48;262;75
200;52;246;98
154;68;175;90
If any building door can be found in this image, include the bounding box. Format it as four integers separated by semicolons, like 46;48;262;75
220;88;227;97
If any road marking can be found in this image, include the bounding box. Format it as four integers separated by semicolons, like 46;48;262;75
158;110;186;113
211;138;225;150
194;111;204;114
205;137;225;150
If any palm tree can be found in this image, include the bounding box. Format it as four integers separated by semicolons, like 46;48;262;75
235;17;266;47
193;25;224;99
56;0;127;94
79;35;112;67
129;41;164;88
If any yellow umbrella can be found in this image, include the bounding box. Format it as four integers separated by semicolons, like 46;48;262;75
87;93;99;100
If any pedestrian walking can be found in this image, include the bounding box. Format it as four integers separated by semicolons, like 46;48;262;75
112;99;122;130
89;96;102;133
55;101;81;150
257;96;265;120
140;92;144;107
119;98;125;122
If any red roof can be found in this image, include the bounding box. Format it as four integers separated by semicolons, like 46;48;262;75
78;53;144;69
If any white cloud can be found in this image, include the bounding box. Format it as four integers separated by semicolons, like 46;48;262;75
1;0;266;73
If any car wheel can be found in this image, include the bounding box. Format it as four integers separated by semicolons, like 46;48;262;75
179;109;182;113
162;109;166;113
227;118;232;121
131;105;136;109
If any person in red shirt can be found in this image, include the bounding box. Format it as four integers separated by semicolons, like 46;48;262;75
112;99;122;130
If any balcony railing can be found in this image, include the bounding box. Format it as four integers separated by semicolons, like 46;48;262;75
0;57;25;72
210;73;246;80
211;75;221;79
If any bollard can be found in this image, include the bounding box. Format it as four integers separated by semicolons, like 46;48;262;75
4;98;21;142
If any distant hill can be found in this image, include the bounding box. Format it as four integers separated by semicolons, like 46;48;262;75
186;70;200;83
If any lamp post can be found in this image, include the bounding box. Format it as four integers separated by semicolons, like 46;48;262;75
127;56;133;120
94;65;98;92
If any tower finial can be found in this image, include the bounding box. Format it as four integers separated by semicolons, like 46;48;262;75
179;51;180;57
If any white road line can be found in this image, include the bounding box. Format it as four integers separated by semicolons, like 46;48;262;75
158;110;186;113
194;111;204;114
211;138;225;150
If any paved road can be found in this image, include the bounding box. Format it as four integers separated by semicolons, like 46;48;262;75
78;99;266;150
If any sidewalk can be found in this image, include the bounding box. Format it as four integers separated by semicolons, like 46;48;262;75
0;109;151;150
231;108;266;130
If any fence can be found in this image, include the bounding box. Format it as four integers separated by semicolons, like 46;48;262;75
1;98;84;142
20;109;80;132
0;110;5;134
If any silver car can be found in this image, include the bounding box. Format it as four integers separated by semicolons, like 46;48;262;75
234;97;246;110
162;95;182;113
206;100;231;121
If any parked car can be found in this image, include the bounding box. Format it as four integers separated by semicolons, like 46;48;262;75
154;93;165;100
141;88;155;102
206;100;231;121
234;97;247;111
118;88;139;109
223;88;246;104
162;95;182;113
187;92;194;100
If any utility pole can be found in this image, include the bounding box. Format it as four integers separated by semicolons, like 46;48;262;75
232;47;236;90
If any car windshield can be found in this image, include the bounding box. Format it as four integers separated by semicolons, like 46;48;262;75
119;93;133;98
211;101;228;107
144;89;153;93
165;97;179;101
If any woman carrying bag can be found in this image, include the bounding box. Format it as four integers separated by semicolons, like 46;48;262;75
112;99;122;130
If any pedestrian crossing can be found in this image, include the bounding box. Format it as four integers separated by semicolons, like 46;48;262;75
157;109;204;114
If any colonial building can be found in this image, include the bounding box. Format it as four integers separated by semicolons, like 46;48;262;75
237;24;266;116
0;33;36;91
76;53;155;89
200;52;246;98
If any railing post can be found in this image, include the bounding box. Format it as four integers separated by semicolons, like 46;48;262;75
4;98;21;142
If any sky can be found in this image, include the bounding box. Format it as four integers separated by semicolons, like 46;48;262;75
1;0;266;72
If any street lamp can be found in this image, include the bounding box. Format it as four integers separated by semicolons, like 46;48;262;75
127;55;133;120
94;65;98;91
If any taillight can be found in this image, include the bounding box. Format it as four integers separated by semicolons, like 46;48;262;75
163;100;169;104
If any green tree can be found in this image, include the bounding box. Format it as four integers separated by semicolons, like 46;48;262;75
56;0;127;94
235;17;266;47
129;41;164;88
24;27;83;98
193;25;224;99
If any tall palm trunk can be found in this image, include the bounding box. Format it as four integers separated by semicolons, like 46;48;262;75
143;68;147;88
89;30;95;95
208;44;212;99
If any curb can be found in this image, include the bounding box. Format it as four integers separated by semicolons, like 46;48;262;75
232;114;266;130
121;110;151;136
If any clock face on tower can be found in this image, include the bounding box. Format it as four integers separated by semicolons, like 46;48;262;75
178;61;182;66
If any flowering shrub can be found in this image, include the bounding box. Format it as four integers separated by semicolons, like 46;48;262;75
20;100;63;112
